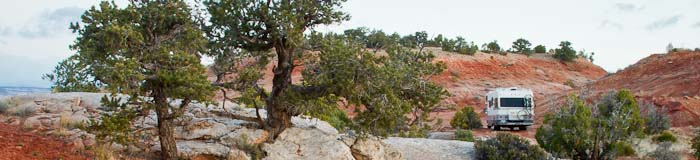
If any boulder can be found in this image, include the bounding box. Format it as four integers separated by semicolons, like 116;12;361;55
263;127;354;160
292;116;337;135
341;135;403;160
176;118;231;140
383;137;475;160
227;148;251;160
151;141;230;158
426;132;455;140
220;128;269;147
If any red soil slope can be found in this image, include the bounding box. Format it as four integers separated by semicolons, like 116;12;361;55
208;47;608;130
426;47;607;129
586;51;700;127
0;123;92;160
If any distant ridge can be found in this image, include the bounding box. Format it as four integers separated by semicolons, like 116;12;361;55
0;86;50;97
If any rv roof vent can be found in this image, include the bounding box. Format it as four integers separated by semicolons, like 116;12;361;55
509;87;518;91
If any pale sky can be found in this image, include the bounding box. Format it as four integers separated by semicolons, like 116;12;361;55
1;0;699;87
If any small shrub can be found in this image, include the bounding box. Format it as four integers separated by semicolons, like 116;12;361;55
236;134;264;160
563;79;576;88
692;129;700;159
642;103;670;134
455;129;475;142
92;144;116;160
648;142;680;160
450;106;482;129
475;133;547;160
399;125;430;138
653;131;677;143
12;107;35;117
0;100;8;113
608;141;636;157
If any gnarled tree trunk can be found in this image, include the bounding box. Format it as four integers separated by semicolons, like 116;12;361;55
266;44;296;138
155;90;178;159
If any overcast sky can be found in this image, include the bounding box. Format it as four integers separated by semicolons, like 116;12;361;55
1;0;699;87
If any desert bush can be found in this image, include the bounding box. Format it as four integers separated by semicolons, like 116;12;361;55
653;131;677;143
648;142;681;160
563;79;576;88
642;103;670;134
92;144;117;160
475;133;547;160
12;107;35;118
0;100;8;113
692;129;700;159
553;41;577;61
536;90;644;159
236;134;264;160
608;141;636;157
455;129;475;142
450;106;482;129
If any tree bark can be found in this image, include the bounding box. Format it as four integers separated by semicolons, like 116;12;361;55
154;90;178;159
266;44;295;138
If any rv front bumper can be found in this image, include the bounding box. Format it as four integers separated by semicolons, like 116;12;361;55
494;119;533;126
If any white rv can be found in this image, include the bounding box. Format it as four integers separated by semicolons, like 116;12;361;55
484;87;534;130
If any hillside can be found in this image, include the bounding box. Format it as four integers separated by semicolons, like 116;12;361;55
586;51;700;127
208;47;609;130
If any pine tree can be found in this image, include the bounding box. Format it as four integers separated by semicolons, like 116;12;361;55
204;0;448;137
49;1;216;158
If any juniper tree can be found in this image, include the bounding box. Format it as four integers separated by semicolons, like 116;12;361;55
554;41;577;61
534;45;547;53
204;0;448;137
511;38;533;56
536;90;645;160
49;1;216;158
483;40;501;54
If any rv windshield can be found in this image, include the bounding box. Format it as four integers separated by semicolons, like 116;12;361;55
499;98;528;107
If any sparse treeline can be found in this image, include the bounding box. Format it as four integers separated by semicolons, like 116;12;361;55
306;27;596;62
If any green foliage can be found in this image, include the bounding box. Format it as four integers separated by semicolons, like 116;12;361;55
536;96;593;159
450;106;482;129
82;96;138;146
553;41;577;61
454;129;475;142
536;90;644;159
302;38;449;136
0;100;8;114
57;1;216;158
534;45;547;53
12;107;35;118
653;131;677;143
692;129;700;159
475;133;547;160
43;55;101;92
511;38;533;56
648;142;680;160
428;34;443;47
482;41;502;54
607;141;636;157
642;103;670;134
